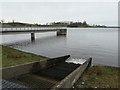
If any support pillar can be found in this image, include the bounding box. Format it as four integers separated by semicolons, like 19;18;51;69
57;29;67;36
31;32;35;41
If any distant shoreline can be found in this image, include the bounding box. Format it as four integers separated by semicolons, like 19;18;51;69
1;26;119;28
1;22;119;28
67;27;120;28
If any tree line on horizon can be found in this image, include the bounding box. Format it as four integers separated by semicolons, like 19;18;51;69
48;21;90;27
0;20;106;28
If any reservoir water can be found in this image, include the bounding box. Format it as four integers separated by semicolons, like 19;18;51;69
1;28;118;67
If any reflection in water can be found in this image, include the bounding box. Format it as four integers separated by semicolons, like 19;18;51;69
1;28;118;67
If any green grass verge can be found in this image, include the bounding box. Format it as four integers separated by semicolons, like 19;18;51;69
74;65;118;88
2;45;48;68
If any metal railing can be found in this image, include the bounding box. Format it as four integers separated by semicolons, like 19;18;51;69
0;27;66;32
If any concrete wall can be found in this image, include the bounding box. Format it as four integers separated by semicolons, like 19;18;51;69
47;55;70;68
1;55;70;80
2;61;41;79
2;55;92;89
53;58;92;88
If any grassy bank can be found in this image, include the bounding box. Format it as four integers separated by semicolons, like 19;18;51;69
2;45;48;68
1;45;119;88
74;65;118;88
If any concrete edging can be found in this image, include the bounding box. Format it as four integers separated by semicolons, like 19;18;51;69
53;58;92;88
2;55;70;79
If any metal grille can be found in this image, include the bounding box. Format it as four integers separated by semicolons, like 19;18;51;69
2;79;28;89
4;62;80;88
36;62;80;80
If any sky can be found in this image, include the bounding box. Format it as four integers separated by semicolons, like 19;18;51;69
0;1;119;26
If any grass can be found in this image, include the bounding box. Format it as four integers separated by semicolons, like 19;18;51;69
74;65;119;88
1;45;119;88
1;45;48;68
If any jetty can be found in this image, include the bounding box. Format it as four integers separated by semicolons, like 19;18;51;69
0;27;67;41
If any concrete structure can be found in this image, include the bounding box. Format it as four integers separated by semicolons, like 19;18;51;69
31;32;35;41
0;27;67;41
53;57;92;88
57;29;67;36
1;55;92;89
1;55;70;79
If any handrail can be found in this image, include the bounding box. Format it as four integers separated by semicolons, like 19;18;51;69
0;27;66;32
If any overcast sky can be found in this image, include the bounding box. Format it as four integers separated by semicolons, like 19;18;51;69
1;1;118;26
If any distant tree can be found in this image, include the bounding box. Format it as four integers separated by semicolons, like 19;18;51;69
82;21;88;26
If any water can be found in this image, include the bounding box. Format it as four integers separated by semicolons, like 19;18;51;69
1;28;118;67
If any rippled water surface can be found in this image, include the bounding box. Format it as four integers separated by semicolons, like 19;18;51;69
1;28;118;67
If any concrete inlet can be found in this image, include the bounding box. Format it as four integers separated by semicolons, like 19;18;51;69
2;55;92;89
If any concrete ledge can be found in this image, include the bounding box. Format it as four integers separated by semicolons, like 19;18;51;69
2;61;40;79
53;58;92;88
1;55;70;80
1;55;92;89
